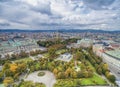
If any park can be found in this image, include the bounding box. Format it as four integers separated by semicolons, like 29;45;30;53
0;38;116;87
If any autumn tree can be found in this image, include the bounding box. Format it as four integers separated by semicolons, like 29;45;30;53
65;67;72;78
10;64;18;73
102;63;109;74
3;77;14;87
53;68;58;76
71;71;77;78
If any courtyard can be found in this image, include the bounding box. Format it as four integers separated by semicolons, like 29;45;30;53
24;71;56;87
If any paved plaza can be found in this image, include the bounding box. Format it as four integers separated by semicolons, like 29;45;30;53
24;71;56;87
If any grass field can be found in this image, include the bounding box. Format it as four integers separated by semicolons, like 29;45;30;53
54;74;108;87
14;57;33;63
81;74;107;85
42;49;67;58
56;49;67;55
42;53;49;58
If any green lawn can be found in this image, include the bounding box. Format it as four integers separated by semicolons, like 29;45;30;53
81;74;107;85
42;49;67;58
14;57;33;63
54;74;108;87
43;53;49;58
56;49;67;55
54;79;79;87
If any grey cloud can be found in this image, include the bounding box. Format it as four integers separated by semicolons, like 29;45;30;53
39;23;60;26
0;23;10;26
30;6;51;15
0;0;12;2
83;0;116;10
0;0;119;30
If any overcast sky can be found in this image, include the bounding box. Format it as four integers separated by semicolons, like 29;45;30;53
0;0;120;30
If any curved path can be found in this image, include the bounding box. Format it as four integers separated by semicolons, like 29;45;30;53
24;71;56;87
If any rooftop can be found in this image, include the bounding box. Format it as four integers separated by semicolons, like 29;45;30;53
56;53;73;62
77;38;93;44
0;38;37;51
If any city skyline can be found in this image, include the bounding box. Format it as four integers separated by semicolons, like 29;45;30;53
0;0;120;30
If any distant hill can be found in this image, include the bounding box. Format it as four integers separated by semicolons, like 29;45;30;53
0;29;120;33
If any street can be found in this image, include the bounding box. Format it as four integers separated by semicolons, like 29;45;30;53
102;53;120;87
102;53;120;80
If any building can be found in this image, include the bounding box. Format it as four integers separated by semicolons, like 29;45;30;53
0;38;39;59
77;38;93;48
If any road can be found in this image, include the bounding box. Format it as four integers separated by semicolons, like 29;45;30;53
102;53;120;80
101;53;120;87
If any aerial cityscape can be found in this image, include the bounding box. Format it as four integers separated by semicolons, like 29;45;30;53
0;0;120;87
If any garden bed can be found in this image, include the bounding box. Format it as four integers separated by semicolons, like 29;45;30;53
38;72;45;76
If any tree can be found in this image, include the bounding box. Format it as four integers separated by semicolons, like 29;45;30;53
65;67;72;78
0;72;3;79
53;68;58;75
5;54;10;59
3;77;14;87
97;67;102;75
18;81;45;87
48;47;56;61
88;71;93;77
76;80;81;85
77;71;83;78
71;71;77;78
13;73;19;80
57;72;65;79
105;71;110;78
11;54;18;59
19;81;34;87
80;63;86;70
107;74;116;83
5;69;13;77
0;55;1;59
19;51;29;58
102;63;109;74
10;64;18;73
30;51;35;56
3;63;10;70
35;83;45;87
17;63;27;74
83;71;89;78
30;66;35;72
